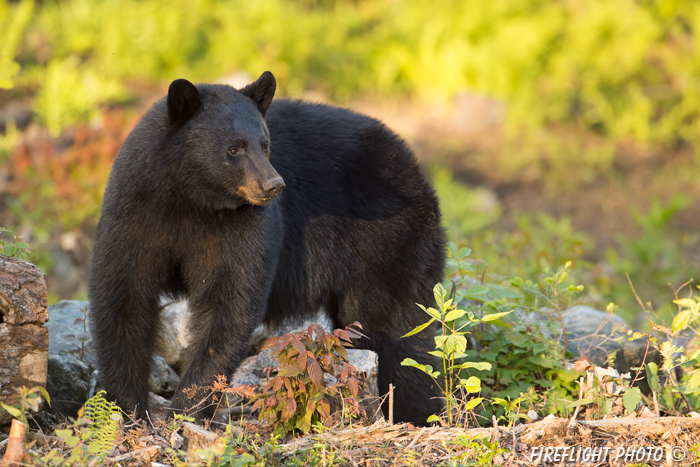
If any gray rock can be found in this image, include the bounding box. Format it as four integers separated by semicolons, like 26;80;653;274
149;355;180;399
46;353;90;417
561;306;663;380
45;300;95;368
159;300;191;368
47;300;182;403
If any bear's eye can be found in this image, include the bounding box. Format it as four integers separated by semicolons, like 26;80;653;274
261;140;270;152
227;144;240;156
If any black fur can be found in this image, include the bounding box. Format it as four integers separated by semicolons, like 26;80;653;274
89;72;446;425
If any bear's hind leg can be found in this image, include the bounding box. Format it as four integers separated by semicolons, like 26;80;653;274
330;291;444;426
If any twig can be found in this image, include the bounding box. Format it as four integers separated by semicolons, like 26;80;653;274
388;384;394;426
108;445;162;462
568;377;585;431
403;427;426;452
653;391;660;417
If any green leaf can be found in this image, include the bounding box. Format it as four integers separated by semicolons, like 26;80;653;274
37;386;51;407
427;414;442;423
645;363;661;393
480;311;512;322
674;298;697;309
428;350;445;359
622;387;642;415
672;309;693;333
456;247;471;259
464;284;490;301
459;361;492;371
278;365;302;378
425;307;441;320
566;398;593;408
463;397;483;411
444;308;466;322
401;358;440;378
402;319;435;338
444;335;467;357
685;369;700;391
433;283;447;310
460;376;481;393
0;403;22;420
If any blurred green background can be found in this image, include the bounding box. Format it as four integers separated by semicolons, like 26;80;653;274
2;0;700;325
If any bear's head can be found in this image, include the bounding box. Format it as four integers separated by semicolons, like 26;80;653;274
165;72;285;210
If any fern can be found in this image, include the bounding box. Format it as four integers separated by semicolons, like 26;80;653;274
80;390;122;458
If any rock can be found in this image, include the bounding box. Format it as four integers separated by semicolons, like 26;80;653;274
149;355;180;399
159;300;191;369
0;257;48;425
45;354;90;417
45;300;94;367
147;393;170;419
46;300;181;405
561;305;661;375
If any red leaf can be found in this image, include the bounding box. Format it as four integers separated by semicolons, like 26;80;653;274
260;336;279;351
284;377;294;398
281;398;297;422
317;400;330;419
279;333;293;350
310;323;326;341
292;335;306;355
272;377;284;392
307;358;323;389
348;377;359;398
336;329;351;344
298;350;308;371
573;357;591;372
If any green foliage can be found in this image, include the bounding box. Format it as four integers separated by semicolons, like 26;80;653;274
253;323;365;437
12;0;700;151
0;0;33;89
447;434;509;465
401;277;508;426
44;390;123;465
441;245;587;421
605;195;700;320
0;385;50;425
0;227;32;261
33;57;128;136
431;166;501;244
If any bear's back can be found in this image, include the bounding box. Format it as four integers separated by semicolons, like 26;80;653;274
265;99;435;220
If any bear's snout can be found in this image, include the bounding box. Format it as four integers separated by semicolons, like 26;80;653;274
262;177;285;199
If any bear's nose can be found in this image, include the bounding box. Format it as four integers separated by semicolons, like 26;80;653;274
263;177;285;199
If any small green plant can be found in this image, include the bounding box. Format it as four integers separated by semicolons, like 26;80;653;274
65;304;91;362
42;390;123;465
447;434;509;465
401;279;509;426
253;322;366;437
0;227;32;261
0;385;50;425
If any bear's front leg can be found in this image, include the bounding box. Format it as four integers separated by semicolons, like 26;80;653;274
171;252;275;419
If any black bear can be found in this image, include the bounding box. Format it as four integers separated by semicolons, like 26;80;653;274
89;71;445;425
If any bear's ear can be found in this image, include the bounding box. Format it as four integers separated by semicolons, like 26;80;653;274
167;79;201;125
239;71;276;117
